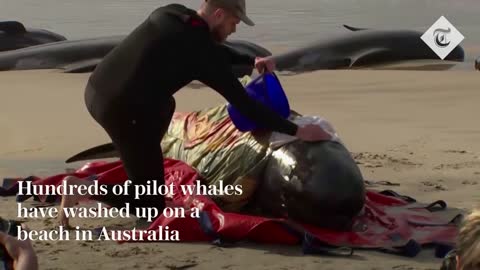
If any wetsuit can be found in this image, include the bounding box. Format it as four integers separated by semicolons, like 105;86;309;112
84;4;298;215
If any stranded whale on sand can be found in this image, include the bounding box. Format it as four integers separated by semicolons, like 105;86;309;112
0;34;272;77
0;21;66;52
64;106;365;230
272;25;465;72
0;23;467;75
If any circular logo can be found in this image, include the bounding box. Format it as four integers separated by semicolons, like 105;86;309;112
433;27;451;48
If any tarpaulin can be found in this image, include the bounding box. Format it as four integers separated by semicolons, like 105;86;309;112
7;158;461;258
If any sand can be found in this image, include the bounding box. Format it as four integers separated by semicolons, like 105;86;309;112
1;68;480;270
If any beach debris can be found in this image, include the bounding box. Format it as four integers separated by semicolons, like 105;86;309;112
461;180;478;185
421;181;447;191
365;180;400;186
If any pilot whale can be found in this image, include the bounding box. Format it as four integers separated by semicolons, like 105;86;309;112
272;25;465;72
64;107;365;230
0;21;66;52
0;35;271;77
0;24;464;75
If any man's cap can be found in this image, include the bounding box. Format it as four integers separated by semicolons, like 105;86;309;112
207;0;255;26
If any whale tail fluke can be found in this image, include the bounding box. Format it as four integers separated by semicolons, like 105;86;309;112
65;143;118;163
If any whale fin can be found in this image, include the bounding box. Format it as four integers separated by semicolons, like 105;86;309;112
350;48;392;67
66;143;118;163
0;21;27;34
343;24;368;31
62;58;102;73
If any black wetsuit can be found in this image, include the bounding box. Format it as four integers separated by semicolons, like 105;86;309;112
84;4;298;214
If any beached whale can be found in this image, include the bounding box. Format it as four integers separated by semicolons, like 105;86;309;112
0;21;66;52
272;24;465;72
0;35;271;77
64;105;365;230
0;24;467;75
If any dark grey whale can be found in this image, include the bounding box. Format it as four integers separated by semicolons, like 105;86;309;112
64;141;364;230
256;140;364;230
64;114;365;230
0;21;66;52
0;35;120;73
272;24;465;72
0;35;271;77
0;24;466;75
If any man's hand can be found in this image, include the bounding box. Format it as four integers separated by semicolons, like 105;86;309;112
295;124;332;142
0;225;39;270
255;57;276;73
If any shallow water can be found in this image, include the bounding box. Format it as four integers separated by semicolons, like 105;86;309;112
0;0;479;67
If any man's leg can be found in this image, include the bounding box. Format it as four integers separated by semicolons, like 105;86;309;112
91;97;176;217
112;129;166;212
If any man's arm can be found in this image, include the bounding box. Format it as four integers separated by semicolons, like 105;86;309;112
0;228;39;270
193;38;297;136
200;68;298;135
219;42;256;66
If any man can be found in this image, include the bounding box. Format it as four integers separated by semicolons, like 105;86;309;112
440;208;480;270
83;0;331;218
0;220;38;270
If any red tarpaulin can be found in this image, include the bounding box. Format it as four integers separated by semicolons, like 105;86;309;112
5;158;461;257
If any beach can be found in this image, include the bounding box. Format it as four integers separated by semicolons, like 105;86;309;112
1;68;479;269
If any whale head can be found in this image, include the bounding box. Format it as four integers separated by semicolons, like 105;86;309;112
256;140;365;230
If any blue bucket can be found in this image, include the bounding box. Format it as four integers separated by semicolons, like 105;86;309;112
227;72;291;132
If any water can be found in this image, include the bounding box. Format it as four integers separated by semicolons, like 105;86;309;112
0;0;479;62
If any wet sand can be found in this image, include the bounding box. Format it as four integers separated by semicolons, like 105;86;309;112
1;69;480;270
